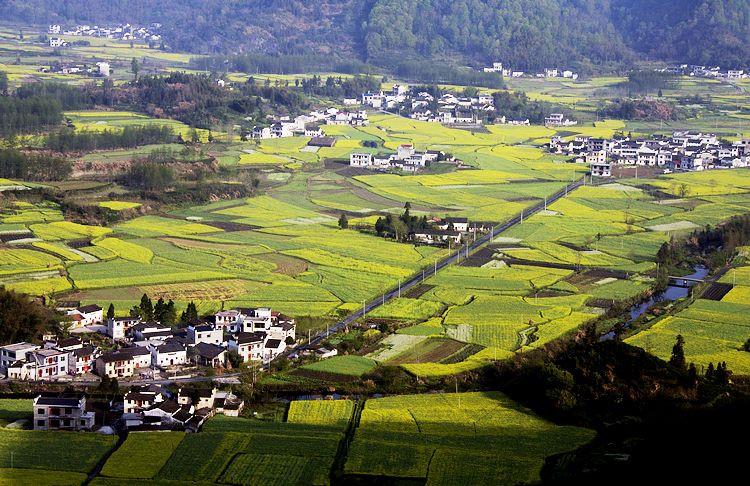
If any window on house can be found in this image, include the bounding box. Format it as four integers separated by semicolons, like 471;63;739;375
80;420;86;426
37;408;44;414
37;420;45;426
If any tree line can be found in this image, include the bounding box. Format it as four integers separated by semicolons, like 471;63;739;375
0;95;62;136
44;125;175;152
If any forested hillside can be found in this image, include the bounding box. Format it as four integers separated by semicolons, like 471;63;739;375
2;0;750;69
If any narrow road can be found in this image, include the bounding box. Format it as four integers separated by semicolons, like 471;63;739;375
304;178;585;348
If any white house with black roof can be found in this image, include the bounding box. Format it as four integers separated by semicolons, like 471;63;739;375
189;342;226;368
150;340;187;368
33;394;95;431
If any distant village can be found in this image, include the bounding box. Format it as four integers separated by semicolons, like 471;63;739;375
550;131;750;177
48;22;162;43
663;64;749;80
481;61;579;81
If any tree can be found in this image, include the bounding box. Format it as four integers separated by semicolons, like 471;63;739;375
139;293;154;321
669;334;686;370
338;213;349;229
687;362;698;387
131;57;140;79
180;301;199;324
0;71;7;95
106;303;115;320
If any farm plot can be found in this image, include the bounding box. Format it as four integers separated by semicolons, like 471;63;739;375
299;355;378;378
286;400;355;429
0;429;116;473
100;432;184;479
158;415;344;485
626;299;750;374
0;399;31;424
345;392;595;484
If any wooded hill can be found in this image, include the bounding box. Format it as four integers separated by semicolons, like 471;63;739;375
3;0;750;70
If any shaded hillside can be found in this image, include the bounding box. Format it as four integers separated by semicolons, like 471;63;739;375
2;0;750;69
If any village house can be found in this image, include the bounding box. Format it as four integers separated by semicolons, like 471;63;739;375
436;217;469;232
150;340;187;368
187;324;223;346
131;322;173;341
413;230;462;246
107;316;141;340
96;350;134;378
64;304;103;327
545;113;577;127
49;37;67;48
213;391;245;417
33;394;95;431
96;347;151;378
124;385;169;413
26;348;69;380
227;332;265;362
263;339;286;363
0;342;39;373
71;345;98;375
189;343;226;368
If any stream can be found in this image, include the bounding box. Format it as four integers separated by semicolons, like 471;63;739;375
601;265;709;341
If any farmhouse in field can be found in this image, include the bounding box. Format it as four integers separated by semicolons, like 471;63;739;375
544;113;577;127
349;144;449;173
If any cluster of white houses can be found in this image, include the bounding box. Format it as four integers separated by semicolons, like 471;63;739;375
49;22;162;41
246;108;367;140
482;62;579;80
31;385;244;432
361;87;494;125
664;64;749;80
1;306;296;381
550;131;750;177
39;61;110;77
349;143;455;173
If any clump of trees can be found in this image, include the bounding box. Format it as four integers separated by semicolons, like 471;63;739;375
0;95;63;136
0;287;60;342
130;293;177;325
621;70;676;95
491;90;565;124
124;160;175;192
374;203;429;240
598;98;679;121
0;148;72;181
45;125;175;152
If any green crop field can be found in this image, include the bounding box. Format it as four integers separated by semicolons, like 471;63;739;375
300;355;377;377
345;392;595;484
100;432;185;479
626;281;750;374
286;400;355;429
0;399;31;423
0;429;116;473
